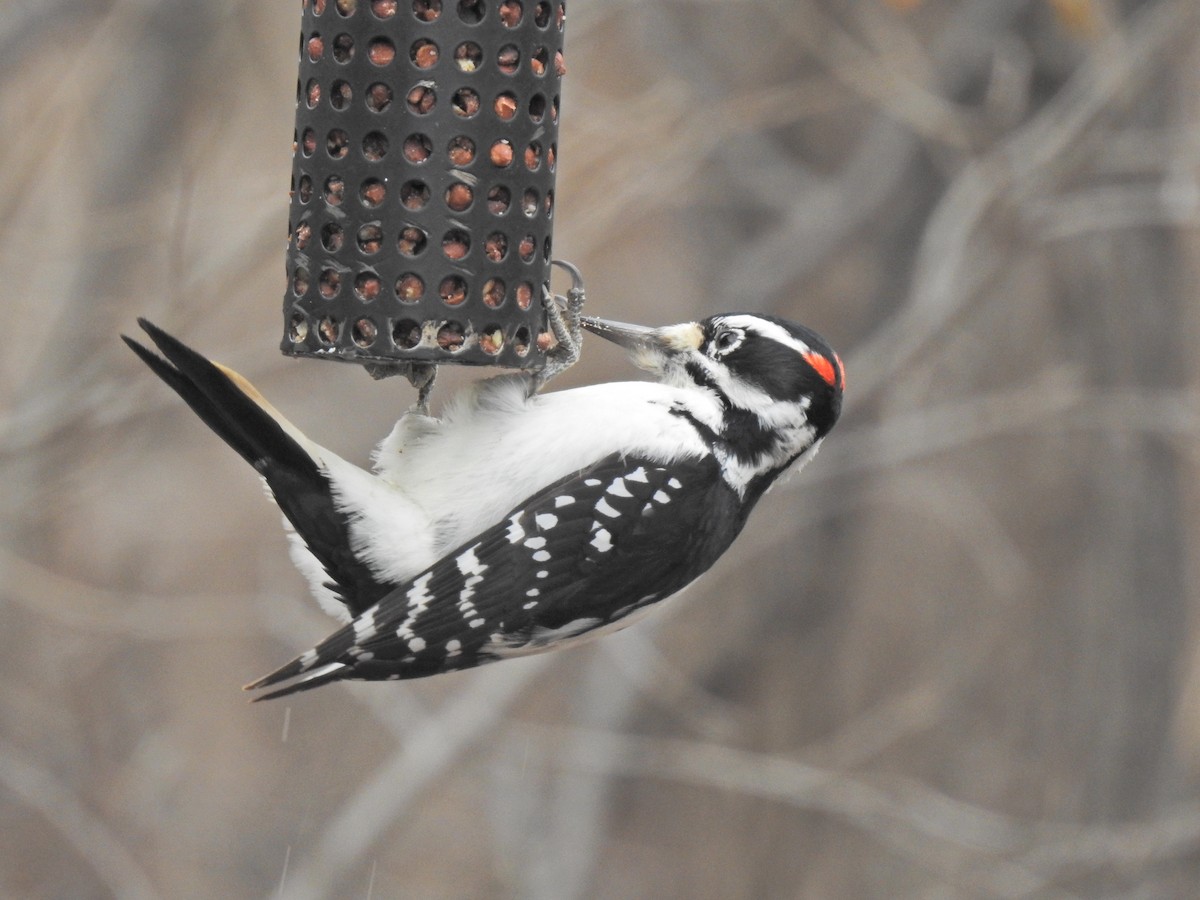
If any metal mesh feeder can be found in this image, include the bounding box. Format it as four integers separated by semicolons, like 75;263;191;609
283;0;567;373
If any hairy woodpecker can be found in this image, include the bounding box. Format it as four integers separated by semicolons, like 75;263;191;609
124;293;843;700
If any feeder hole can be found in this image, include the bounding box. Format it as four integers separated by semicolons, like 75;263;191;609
406;84;436;114
490;139;514;167
452;88;480;118
497;45;519;74
326;129;349;159
321;222;344;251
437;320;466;349
411;39;439;68
397;226;428;256
353;318;378;347
531;47;548;75
400;180;430;209
331;80;352;109
333;33;355;62
366;82;393;111
368;37;396;66
413;0;441;23
357;224;383;254
293;266;312;296
457;0;485;24
487;185;511;214
439;276;467;305
403;133;433;163
324;174;346;205
289;314;310;343
354;272;383;300
359;178;386;206
396;273;424;301
485;232;508;261
447;135;476;166
319;317;341;344
445;183;474;211
499;1;522;27
454;41;483;71
480;327;504;354
362;131;389;161
483;277;505;307
393;319;421;348
494;92;517;120
319;268;342;298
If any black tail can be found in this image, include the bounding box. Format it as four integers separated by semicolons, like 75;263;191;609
124;320;391;617
122;319;319;477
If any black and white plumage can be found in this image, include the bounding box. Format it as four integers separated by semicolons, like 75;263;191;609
124;309;843;700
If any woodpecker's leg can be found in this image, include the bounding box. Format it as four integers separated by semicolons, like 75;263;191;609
406;363;438;415
531;260;586;393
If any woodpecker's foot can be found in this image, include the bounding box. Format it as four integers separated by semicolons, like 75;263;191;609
406;363;438;414
531;260;586;394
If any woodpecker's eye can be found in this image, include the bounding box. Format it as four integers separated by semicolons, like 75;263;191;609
712;329;741;355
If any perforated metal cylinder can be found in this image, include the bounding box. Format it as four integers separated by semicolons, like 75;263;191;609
283;0;567;370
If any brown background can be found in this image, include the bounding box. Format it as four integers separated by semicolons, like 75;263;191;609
5;1;1200;897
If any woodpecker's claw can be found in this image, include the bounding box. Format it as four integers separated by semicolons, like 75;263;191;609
531;259;586;393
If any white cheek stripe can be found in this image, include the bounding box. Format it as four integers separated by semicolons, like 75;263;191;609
714;315;813;357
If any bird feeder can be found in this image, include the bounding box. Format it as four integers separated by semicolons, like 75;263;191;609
282;0;566;374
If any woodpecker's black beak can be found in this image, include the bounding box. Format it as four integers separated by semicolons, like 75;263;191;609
580;316;660;352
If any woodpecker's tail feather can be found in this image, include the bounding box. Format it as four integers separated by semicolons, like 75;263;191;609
243;620;361;700
124;320;395;618
122;319;320;479
245;663;350;702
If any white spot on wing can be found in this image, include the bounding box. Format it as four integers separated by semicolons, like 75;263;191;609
555;495;575;507
607;478;632;498
626;467;649;483
653;490;671;504
595;498;620;518
535;513;558;530
668;477;682;489
584;478;602;487
590;527;613;553
469;617;486;628
524;536;547;550
532;550;551;562
506;514;526;544
406;572;434;616
353;613;378;642
523;601;538;610
446;639;462;656
409;636;426;652
456;545;486;577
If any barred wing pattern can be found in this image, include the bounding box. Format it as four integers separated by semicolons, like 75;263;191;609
248;451;746;699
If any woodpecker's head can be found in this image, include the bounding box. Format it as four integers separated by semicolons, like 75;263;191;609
583;312;843;436
581;312;842;494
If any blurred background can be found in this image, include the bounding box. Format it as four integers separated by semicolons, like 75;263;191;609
4;0;1200;897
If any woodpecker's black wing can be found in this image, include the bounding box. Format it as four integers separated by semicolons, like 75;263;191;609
123;320;395;616
246;451;751;699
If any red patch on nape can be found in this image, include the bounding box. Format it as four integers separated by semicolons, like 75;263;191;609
804;351;839;389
